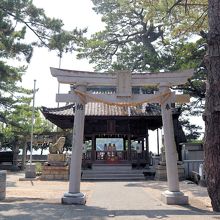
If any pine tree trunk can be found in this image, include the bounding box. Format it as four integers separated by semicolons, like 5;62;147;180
204;0;220;212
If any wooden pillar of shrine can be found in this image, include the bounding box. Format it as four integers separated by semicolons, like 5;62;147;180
127;134;131;161
141;138;144;152
91;134;96;162
123;137;127;160
145;129;149;165
123;137;126;151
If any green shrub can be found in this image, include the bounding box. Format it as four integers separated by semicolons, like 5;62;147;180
35;162;42;175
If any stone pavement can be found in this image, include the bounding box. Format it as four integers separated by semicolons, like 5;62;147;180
0;171;219;220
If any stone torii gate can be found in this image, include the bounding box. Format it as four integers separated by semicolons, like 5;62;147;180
51;68;193;205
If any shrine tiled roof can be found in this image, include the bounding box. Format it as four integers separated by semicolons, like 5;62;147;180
41;102;161;117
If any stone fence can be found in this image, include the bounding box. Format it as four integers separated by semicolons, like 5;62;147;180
183;159;204;179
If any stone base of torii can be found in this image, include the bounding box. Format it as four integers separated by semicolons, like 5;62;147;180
50;68;193;205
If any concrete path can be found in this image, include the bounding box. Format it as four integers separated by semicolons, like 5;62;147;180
0;172;219;220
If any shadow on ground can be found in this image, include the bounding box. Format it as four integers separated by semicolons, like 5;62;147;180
0;199;218;220
125;181;209;198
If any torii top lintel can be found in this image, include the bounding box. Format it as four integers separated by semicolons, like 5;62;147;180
50;67;194;87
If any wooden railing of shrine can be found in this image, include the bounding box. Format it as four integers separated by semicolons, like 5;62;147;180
82;150;148;164
96;151;128;161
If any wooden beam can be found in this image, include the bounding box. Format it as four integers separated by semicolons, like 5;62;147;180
51;67;194;87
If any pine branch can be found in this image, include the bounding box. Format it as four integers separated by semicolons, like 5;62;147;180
0;6;50;48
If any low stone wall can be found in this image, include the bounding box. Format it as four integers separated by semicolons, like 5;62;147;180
183;159;204;179
0;170;6;200
18;155;48;160
41;166;69;180
181;143;204;160
154;164;185;181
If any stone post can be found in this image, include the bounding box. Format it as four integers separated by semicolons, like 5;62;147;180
160;84;188;205
25;163;36;178
0;170;6;200
62;84;87;205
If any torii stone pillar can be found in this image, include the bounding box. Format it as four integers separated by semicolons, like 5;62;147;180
62;84;87;205
160;84;188;205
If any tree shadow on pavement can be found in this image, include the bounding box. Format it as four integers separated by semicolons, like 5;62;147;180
0;200;218;220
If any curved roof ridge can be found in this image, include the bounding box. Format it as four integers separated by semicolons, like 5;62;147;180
42;104;75;112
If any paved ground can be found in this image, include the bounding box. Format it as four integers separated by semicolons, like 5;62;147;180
0;171;219;220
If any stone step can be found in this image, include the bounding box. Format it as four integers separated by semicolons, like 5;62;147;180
82;170;144;174
82;176;145;181
83;172;144;177
92;164;132;171
82;173;145;181
82;164;146;181
82;169;145;181
82;176;145;180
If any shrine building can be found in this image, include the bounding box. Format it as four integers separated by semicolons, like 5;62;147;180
41;101;186;167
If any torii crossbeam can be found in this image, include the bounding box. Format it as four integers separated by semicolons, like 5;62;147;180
51;67;193;205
